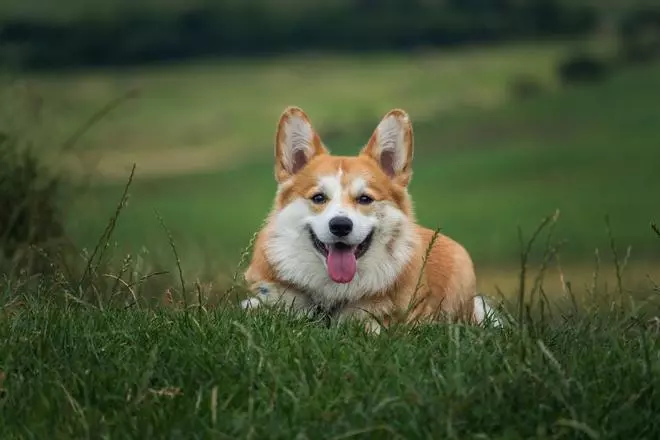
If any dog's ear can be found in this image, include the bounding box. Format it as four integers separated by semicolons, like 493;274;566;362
361;109;414;186
275;106;328;182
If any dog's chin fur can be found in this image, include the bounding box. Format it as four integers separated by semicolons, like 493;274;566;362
264;197;418;308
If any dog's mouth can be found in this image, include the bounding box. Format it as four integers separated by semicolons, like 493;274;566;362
309;229;373;259
308;228;374;284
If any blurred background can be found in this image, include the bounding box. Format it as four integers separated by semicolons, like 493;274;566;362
1;0;659;300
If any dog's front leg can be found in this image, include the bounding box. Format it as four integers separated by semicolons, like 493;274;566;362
240;281;315;318
336;303;386;335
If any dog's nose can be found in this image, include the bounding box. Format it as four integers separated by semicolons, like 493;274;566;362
329;216;353;237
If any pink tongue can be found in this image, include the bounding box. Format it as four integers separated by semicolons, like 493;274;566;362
326;247;357;283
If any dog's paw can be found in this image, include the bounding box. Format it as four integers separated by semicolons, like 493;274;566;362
364;319;382;335
240;297;263;310
240;282;316;318
336;307;384;335
473;295;504;328
240;283;272;310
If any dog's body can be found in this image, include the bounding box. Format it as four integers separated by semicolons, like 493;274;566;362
241;107;499;332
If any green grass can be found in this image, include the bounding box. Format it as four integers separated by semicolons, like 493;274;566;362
1;274;659;439
2;46;660;437
5;44;563;160
3;45;660;292
60;62;660;285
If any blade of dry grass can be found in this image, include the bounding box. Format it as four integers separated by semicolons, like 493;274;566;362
605;214;625;297
155;210;188;313
79;163;136;290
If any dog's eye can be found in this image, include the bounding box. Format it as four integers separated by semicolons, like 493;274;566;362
311;193;327;204
357;195;374;205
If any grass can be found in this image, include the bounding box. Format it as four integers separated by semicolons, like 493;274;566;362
1;163;658;439
50;61;660;293
3;44;660;292
2;44;660;438
4;44;564;171
2;204;655;437
1;257;659;438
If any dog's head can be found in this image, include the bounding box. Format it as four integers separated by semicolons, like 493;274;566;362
266;106;418;295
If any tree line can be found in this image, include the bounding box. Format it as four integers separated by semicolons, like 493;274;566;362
0;0;598;69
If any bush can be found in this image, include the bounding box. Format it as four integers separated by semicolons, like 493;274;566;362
618;7;660;64
0;132;65;272
0;0;600;69
557;51;610;86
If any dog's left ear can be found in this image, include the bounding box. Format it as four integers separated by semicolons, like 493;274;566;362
361;109;414;186
275;106;328;183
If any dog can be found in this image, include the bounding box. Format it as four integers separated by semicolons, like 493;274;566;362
240;106;501;332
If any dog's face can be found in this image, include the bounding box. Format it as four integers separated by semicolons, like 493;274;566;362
265;107;418;303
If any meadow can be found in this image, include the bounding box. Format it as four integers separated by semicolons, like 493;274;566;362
6;43;658;294
1;283;659;439
2;44;660;437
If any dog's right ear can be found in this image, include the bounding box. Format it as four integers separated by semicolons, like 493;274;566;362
275;106;328;183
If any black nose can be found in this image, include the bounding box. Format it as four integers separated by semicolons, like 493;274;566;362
329;216;353;237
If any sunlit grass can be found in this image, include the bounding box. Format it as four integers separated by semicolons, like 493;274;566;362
4;44;565;175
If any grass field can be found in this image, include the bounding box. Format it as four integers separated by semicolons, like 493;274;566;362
20;54;655;296
5;44;564;173
2;45;660;437
4;45;660;288
1;274;659;438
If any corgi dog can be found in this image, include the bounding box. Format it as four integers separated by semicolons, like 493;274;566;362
241;106;500;332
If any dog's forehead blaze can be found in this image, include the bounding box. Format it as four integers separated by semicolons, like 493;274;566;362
276;155;410;213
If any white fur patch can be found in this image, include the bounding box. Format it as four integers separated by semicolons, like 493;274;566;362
318;174;342;199
350;177;367;196
473;295;503;328
241;297;263;310
241;281;316;318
